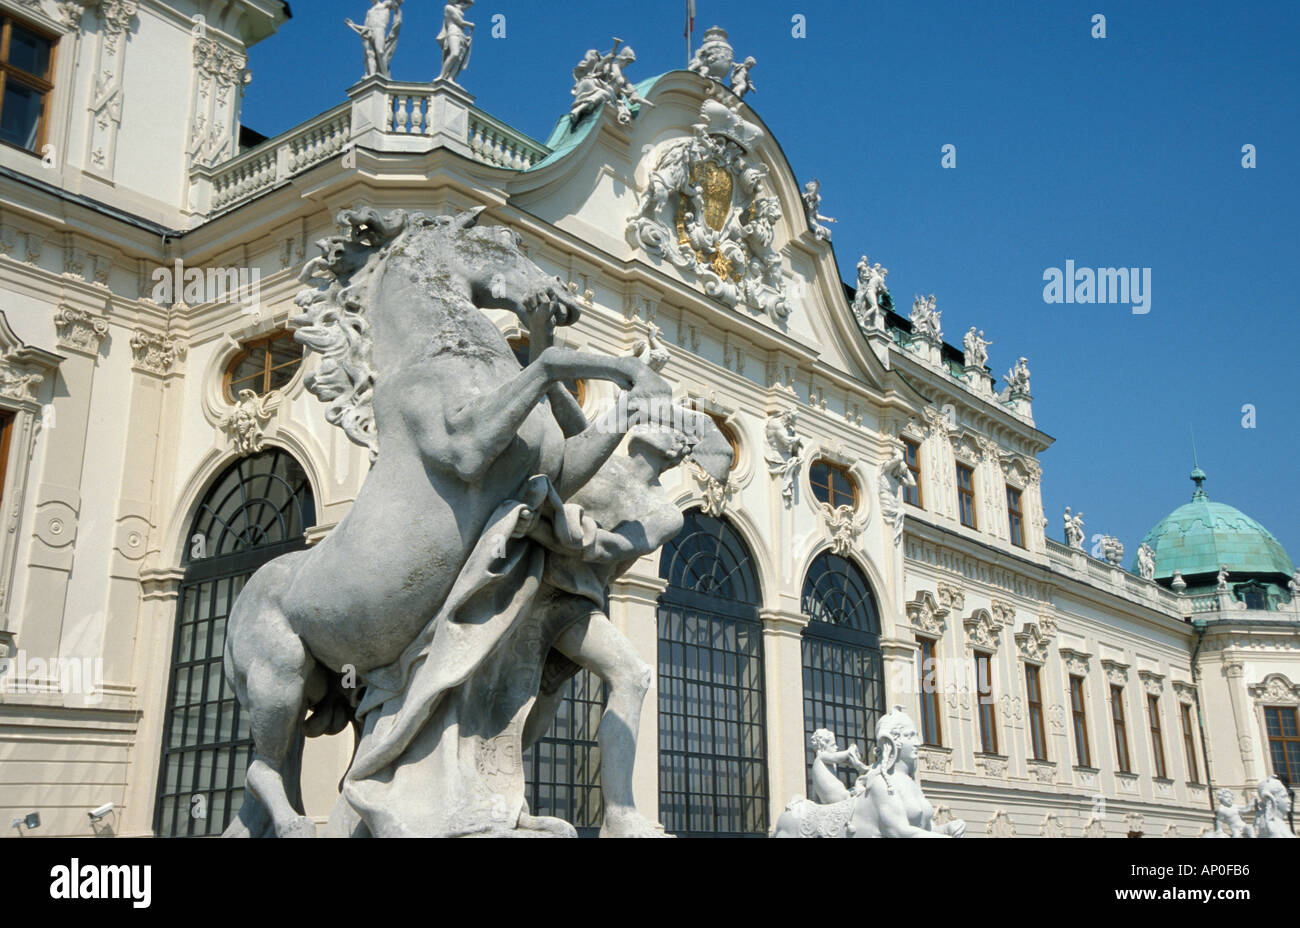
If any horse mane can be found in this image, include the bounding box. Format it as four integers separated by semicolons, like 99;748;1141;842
291;207;415;460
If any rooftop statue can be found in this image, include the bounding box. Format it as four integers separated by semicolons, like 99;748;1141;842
346;0;402;81
1205;788;1254;838
771;707;966;838
688;26;757;100
1252;776;1296;837
1136;542;1156;581
571;40;654;127
436;0;474;84
1216;565;1230;591
852;256;889;333
1004;355;1031;397
1100;534;1125;567
219;206;732;838
910;294;941;342
801;178;835;241
1063;506;1085;549
962;326;991;369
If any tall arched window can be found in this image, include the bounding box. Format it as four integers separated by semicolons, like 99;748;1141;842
657;509;767;837
154;450;315;837
522;667;605;837
801;551;884;793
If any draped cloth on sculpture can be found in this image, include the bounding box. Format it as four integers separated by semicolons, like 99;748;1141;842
342;475;604;837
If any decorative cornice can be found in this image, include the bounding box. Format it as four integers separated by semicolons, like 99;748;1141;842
1247;673;1300;706
53;305;109;355
1138;669;1165;696
1059;647;1092;677
129;329;186;375
1172;680;1197;706
1101;659;1130;687
1014;622;1051;663
964;609;1004;652
936;580;965;614
907;590;947;637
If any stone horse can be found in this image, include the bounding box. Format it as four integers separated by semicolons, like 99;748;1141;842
221;206;680;838
771;706;965;838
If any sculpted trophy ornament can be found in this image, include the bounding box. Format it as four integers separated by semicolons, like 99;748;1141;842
1252;776;1296;837
1063;506;1085;549
627;99;789;322
218;206;734;838
1204;788;1254;838
1100;534;1125;567
763;409;804;506
570;40;654;128
1004;356;1032;398
852;256;889;333
962;327;991;369
771;707;966;838
1136;542;1156;581
801;178;835;241
346;0;402;80
436;0;474;84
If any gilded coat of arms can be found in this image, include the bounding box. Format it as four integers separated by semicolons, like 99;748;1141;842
628;99;788;322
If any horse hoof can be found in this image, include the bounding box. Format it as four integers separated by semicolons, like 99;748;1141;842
276;816;317;838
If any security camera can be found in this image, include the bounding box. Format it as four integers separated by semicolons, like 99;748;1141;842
88;802;114;821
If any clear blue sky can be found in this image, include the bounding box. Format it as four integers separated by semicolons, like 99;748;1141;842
244;0;1300;564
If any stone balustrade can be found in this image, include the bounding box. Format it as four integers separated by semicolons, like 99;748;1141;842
188;79;551;219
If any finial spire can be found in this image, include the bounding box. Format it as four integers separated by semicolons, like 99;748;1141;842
1189;428;1207;499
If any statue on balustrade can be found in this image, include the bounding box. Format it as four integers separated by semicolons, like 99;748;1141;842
218;205;733;838
437;0;475;84
346;0;402;80
771;707;966;838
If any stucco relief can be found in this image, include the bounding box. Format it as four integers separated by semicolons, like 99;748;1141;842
985;809;1015;837
85;0;139;177
1247;673;1300;705
963;609;1004;652
129;330;186;375
906;590;947;637
53;305;109;355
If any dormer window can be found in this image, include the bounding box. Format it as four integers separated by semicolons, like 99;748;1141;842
0;15;56;154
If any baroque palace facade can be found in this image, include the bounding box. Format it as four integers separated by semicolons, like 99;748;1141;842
0;1;1296;838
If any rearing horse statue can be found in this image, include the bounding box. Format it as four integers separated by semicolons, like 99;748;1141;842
221;206;682;838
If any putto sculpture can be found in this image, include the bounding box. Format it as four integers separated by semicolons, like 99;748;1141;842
763;409;804;505
1063;506;1085;549
852;256;889;333
346;0;402;80
1216;565;1230;592
628;99;789;321
1205;788;1254;838
1136;542;1156;581
219;206;732;838
771;707;966;838
570;40;654;127
436;0;474;84
962;327;991;369
801;178;835;241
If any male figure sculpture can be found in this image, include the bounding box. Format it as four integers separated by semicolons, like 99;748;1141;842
346;0;402;80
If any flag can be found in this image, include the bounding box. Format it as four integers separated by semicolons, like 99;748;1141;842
685;0;695;39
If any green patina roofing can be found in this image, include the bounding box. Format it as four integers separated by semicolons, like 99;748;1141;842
1134;467;1295;581
529;74;667;171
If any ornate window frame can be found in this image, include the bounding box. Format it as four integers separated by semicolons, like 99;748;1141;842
0;310;62;655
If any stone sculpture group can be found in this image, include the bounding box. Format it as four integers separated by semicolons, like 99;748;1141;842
1206;777;1296;838
688;25;756;100
346;1;475;85
220;206;732;837
570;40;654;127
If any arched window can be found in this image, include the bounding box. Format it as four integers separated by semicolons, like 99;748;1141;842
522;668;606;838
801;551;884;793
154;449;315;837
657;509;767;836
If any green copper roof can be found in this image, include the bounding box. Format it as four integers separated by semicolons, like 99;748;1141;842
1134;467;1295;581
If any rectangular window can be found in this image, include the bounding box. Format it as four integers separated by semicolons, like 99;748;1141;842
956;463;976;528
1026;665;1047;761
917;638;941;746
1180;703;1200;783
1147;695;1167;779
0;16;57;154
1111;685;1131;773
902;439;922;508
1264;706;1300;785
1070;675;1091;767
1006;486;1025;548
975;651;997;754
